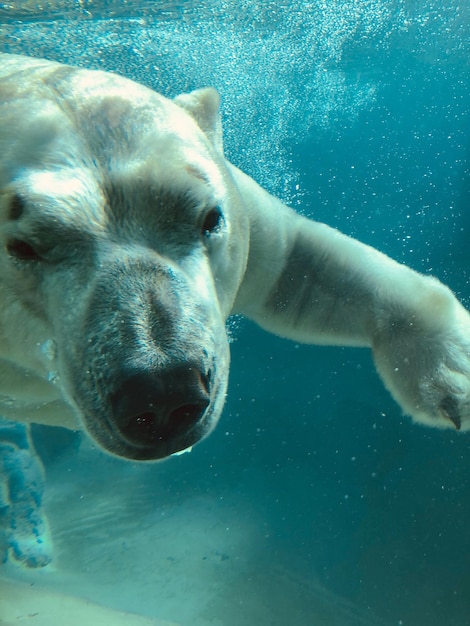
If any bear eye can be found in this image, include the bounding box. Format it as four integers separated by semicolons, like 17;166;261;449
201;207;224;236
6;238;42;262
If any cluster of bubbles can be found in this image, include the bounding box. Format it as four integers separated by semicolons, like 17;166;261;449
1;0;414;204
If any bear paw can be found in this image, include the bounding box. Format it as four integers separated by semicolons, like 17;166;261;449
9;528;53;568
1;488;54;568
374;286;470;431
0;424;53;568
416;331;470;431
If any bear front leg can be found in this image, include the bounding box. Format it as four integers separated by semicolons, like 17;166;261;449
0;420;52;568
232;169;470;431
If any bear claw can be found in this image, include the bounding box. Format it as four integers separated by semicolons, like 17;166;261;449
439;396;461;430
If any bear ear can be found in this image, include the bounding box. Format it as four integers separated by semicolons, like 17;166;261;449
174;87;223;153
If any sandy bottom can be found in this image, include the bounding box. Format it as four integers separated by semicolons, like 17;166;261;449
0;444;383;626
0;577;176;625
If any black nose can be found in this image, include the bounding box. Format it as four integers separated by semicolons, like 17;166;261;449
111;365;211;448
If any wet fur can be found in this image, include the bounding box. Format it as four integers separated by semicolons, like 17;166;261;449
0;54;469;462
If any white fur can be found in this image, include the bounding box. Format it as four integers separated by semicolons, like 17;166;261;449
0;54;469;463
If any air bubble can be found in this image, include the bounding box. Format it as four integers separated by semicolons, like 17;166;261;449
41;339;57;361
47;371;60;384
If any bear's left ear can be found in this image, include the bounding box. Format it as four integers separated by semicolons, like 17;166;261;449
174;87;223;154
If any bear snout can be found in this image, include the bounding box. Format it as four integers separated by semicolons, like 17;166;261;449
109;364;211;453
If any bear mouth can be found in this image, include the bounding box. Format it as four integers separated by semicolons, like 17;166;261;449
115;401;213;460
108;364;212;457
121;413;213;461
65;322;230;461
82;404;214;461
74;365;225;461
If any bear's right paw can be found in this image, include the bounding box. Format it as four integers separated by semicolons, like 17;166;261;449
8;496;53;568
9;531;53;568
373;287;470;431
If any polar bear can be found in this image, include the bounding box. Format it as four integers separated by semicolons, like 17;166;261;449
0;53;469;462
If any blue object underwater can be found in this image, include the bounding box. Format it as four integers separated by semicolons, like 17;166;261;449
0;421;52;568
0;2;469;625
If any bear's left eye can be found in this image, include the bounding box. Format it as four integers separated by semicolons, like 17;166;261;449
6;238;43;262
201;207;224;236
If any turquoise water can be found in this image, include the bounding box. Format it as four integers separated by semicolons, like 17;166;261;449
1;2;469;624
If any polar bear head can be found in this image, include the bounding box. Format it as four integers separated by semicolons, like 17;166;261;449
0;58;249;460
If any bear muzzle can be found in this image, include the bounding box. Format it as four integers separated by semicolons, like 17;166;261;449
109;363;211;455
